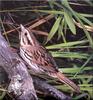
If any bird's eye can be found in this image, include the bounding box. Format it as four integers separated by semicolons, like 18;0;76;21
25;33;27;36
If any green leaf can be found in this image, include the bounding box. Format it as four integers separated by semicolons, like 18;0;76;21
76;13;93;47
84;0;93;6
46;40;88;49
64;10;76;34
46;16;62;42
74;54;93;77
59;67;93;74
80;15;93;27
32;10;64;15
80;13;93;18
50;51;89;59
62;0;93;47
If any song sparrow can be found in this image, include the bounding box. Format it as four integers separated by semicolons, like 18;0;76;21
19;25;80;93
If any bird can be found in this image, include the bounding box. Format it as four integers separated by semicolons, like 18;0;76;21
19;25;80;93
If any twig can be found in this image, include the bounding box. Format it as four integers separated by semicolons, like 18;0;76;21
28;14;53;30
73;19;93;32
3;14;53;36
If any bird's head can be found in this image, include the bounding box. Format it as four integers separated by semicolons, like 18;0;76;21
20;25;38;46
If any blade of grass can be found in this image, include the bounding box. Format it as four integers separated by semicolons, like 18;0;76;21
59;67;93;74
80;13;93;18
60;18;67;43
46;40;88;49
71;75;93;79
64;9;76;34
46;16;62;42
72;93;89;100
74;54;93;77
0;18;10;46
79;15;93;26
62;0;93;47
51;51;90;59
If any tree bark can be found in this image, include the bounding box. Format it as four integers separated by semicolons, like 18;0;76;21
0;32;38;100
33;76;71;100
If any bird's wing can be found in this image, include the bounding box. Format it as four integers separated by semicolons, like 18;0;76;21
25;45;58;73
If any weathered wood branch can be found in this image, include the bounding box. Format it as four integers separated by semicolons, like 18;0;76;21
0;32;38;100
33;76;71;100
0;31;71;100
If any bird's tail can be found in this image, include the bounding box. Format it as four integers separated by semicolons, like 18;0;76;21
55;72;80;93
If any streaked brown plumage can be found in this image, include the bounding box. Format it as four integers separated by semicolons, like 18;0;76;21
20;25;80;93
